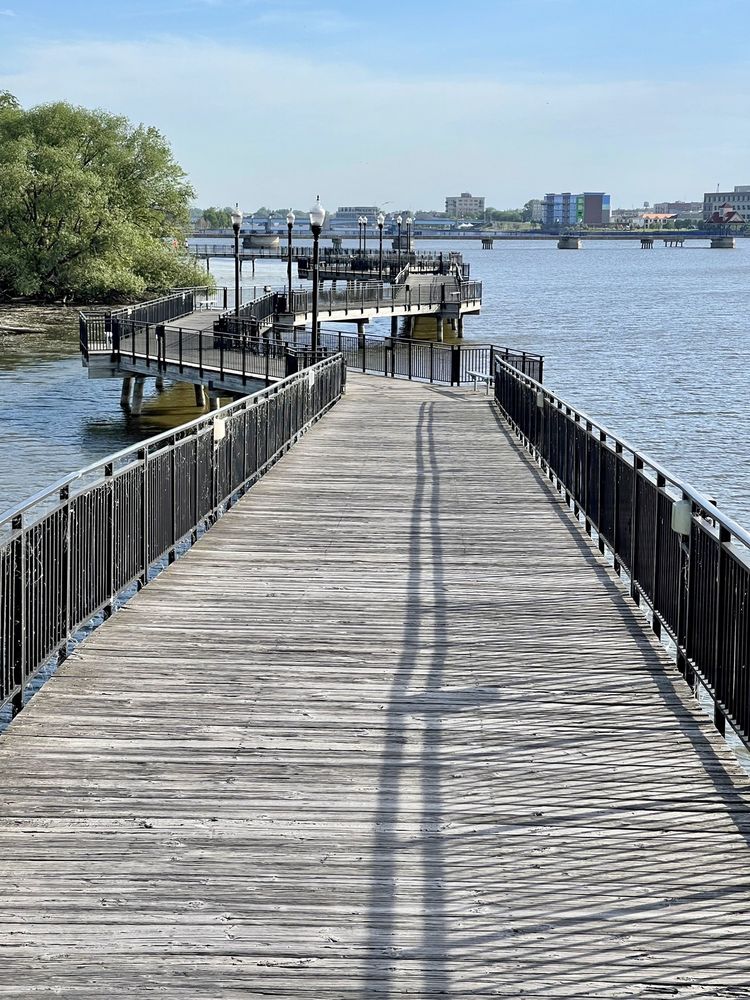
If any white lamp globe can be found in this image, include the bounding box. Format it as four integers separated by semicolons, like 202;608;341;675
309;197;326;228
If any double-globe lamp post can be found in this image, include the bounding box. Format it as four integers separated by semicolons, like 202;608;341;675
377;212;385;280
357;215;365;253
286;210;295;310
230;204;243;318
309;196;326;358
396;214;403;269
362;216;368;255
406;216;413;258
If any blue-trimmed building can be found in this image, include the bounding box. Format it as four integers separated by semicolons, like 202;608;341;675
543;192;611;228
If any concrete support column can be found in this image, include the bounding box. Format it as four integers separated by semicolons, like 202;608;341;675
131;377;146;416
457;315;464;339
208;393;221;412
119;376;134;412
155;376;165;392
436;316;444;343
194;384;207;408
391;316;399;339
357;319;367;349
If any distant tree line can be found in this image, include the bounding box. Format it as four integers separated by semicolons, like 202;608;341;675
0;92;211;303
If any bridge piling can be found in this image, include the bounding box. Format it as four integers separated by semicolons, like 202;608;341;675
119;376;133;411
130;376;145;416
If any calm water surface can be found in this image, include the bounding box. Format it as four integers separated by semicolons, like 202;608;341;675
2;240;749;527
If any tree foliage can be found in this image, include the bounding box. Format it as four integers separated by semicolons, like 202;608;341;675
0;95;211;302
196;206;235;229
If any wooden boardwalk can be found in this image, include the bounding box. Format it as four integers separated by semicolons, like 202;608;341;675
2;375;750;996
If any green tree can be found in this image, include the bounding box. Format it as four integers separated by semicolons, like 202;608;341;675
196;206;235;229
0;95;211;302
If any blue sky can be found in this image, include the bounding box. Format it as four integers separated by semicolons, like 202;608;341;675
1;0;748;210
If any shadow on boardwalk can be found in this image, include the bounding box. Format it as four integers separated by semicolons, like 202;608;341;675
364;402;449;995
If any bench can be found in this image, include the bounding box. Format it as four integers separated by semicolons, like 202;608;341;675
466;370;493;394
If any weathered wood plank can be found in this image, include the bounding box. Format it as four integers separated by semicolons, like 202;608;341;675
0;373;749;996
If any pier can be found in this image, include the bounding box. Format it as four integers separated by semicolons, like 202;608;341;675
3;343;750;993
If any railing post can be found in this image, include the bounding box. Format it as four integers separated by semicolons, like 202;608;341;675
630;455;643;601
139;447;149;588
11;513;25;717
199;331;204;378
676;494;692;683
104;467;115;616
219;332;225;382
145;324;150;367
408;340;413;381
242;337;247;387
179;328;184;373
429;342;434;384
613;442;623;574
451;345;461;386
713;524;731;735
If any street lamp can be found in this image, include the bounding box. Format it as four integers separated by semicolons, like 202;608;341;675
230;203;243;318
309;196;326;358
357;215;365;253
406;216;413;257
377;212;385;280
396;214;403;269
362;216;368;255
286;210;295;310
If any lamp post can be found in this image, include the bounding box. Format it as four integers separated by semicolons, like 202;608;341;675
377;212;385;279
230;204;243;318
357;215;364;253
286;210;295;310
406;216;413;258
396;214;403;269
362;216;368;256
309;196;326;358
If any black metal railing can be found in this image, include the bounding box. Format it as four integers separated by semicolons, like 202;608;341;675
80;288;229;357
493;355;750;747
288;279;482;317
0;354;346;716
116;321;297;387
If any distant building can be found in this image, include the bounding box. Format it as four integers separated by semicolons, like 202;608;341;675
526;199;544;222
542;192;611;228
330;206;380;229
703;187;750;220
652;200;703;217
445;192;485;218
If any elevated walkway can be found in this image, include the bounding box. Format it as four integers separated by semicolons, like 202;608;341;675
2;375;750;995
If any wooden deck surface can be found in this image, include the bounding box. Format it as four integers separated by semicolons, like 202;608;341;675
2;375;750;997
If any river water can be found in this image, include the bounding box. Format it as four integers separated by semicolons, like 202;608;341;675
2;239;749;527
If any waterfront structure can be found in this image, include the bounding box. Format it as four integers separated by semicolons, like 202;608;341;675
653;200;703;217
543;192;611;228
703;185;750;219
329;206;380;230
445;191;485;218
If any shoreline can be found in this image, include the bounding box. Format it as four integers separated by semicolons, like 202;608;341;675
0;303;87;337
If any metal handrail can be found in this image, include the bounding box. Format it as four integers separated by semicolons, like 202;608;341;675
0;354;346;716
493;355;750;746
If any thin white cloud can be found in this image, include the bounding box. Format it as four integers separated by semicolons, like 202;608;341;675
0;9;16;15
1;36;748;208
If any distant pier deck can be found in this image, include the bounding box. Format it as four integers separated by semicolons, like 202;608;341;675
2;373;750;994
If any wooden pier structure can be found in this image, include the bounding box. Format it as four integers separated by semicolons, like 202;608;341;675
4;346;750;993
